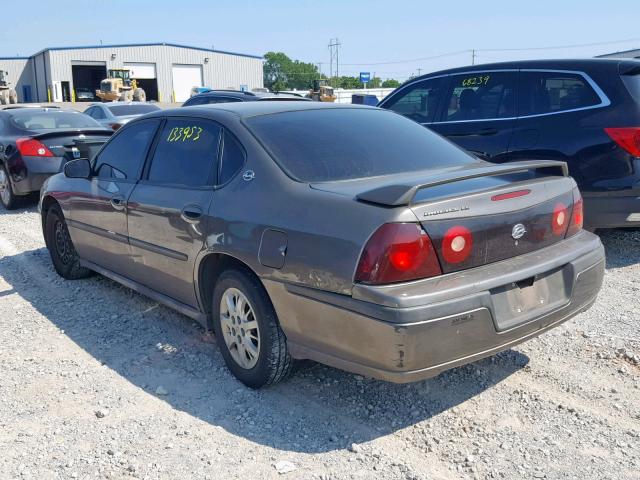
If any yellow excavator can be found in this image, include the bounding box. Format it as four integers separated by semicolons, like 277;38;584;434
96;69;146;102
307;79;336;102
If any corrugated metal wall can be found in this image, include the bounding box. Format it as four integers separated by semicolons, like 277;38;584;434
45;44;263;102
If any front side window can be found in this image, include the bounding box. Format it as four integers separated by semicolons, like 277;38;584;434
441;72;516;122
518;71;601;116
147;118;221;186
382;77;445;123
93;119;159;180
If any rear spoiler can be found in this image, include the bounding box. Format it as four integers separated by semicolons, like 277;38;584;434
31;129;113;140
356;160;568;206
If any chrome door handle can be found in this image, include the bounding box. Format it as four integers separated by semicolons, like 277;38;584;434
110;195;126;211
181;205;203;224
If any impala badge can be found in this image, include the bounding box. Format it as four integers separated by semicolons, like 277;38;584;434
511;223;527;240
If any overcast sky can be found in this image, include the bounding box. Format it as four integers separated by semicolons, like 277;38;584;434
2;0;639;80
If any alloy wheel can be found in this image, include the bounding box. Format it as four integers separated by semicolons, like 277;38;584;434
219;287;260;369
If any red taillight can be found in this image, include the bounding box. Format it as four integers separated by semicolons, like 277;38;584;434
441;225;473;264
552;202;569;236
604;127;640;157
566;189;584;237
355;223;442;285
16;138;54;157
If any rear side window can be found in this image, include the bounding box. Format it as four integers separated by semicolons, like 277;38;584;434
382;77;445;123
147;118;221;186
246;108;475;182
441;72;516;121
518;71;601;116
88;107;106;120
94;119;159;180
219;130;245;184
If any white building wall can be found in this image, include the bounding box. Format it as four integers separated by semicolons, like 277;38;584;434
44;44;263;102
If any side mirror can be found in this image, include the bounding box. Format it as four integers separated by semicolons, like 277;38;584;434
63;159;91;179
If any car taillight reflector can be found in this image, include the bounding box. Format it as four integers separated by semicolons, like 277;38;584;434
552;202;569;236
441;225;473;264
604;127;640;157
16;138;54;157
355;223;442;285
566;189;584;237
491;189;531;201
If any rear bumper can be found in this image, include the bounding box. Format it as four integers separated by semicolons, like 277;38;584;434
264;231;604;383
583;191;640;229
8;156;65;195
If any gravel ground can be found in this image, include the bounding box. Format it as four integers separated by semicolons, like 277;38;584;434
0;202;638;480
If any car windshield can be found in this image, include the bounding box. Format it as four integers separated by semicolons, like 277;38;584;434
10;111;102;130
246;108;475;182
107;104;160;116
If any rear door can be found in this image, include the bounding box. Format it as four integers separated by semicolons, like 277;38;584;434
126;117;221;307
66;119;160;274
509;70;609;187
430;70;517;162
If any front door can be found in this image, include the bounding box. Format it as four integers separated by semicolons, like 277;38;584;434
126;117;221;307
66;119;160;275
430;70;517;162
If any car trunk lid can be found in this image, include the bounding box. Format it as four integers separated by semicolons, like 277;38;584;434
31;129;112;161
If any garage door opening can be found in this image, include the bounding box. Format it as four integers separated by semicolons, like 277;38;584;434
71;64;106;102
172;64;203;102
124;62;158;102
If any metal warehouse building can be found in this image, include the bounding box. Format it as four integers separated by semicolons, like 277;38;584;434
0;42;264;103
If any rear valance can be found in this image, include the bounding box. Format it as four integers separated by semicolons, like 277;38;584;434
356;160;568;206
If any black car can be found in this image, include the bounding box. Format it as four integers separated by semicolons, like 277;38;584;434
378;59;640;229
182;90;310;107
0;108;112;209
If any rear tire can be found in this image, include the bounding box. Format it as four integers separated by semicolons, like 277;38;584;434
212;269;292;388
133;88;146;102
45;205;92;279
0;164;17;210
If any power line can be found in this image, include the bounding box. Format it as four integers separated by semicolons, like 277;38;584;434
334;37;640;67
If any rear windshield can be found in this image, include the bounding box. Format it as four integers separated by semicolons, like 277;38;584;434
107;104;160;116
10;111;102;130
246;108;475;182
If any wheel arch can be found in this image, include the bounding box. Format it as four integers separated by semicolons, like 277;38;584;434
196;252;262;330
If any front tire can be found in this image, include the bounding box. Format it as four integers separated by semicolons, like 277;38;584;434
0;164;17;210
45;205;92;279
212;269;292;388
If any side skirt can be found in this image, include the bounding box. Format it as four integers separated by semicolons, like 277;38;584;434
80;259;209;327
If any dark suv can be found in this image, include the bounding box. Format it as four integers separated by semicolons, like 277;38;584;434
379;59;640;229
182;90;310;107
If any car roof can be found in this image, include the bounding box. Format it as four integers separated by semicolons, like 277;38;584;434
191;90;307;101
2;107;80;115
177;101;376;118
2;105;61;111
409;58;636;80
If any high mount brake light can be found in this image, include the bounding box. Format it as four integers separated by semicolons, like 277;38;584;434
441;225;473;264
605;127;640;157
491;189;531;201
552;202;569;236
16;138;54;158
355;223;442;285
566;189;584;237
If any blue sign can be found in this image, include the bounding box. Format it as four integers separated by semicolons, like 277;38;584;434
359;72;371;83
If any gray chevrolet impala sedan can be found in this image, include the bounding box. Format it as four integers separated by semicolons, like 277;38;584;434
39;102;605;388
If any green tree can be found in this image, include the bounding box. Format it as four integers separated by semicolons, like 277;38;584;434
263;51;322;91
382;79;401;88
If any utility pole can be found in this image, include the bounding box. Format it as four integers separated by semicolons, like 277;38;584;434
328;38;341;87
417;68;422;76
471;49;476;65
